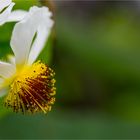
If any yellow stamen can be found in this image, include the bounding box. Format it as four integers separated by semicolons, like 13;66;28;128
4;61;56;114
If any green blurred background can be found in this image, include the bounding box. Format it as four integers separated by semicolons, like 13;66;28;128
1;0;140;139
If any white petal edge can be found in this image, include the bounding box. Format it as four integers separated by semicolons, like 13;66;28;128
0;0;11;12
10;6;53;66
7;10;27;22
0;61;16;78
0;2;15;26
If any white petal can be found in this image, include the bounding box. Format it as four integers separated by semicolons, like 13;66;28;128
10;6;53;66
0;2;14;26
28;21;53;64
0;87;8;97
0;0;11;12
7;10;27;22
0;61;16;78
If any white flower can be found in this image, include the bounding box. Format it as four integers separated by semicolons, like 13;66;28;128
0;0;27;25
0;6;56;114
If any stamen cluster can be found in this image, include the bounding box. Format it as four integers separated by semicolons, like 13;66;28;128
4;61;56;114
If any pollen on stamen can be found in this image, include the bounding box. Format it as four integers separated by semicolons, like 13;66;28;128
4;61;56;114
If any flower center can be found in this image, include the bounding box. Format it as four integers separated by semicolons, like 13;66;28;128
4;61;56;114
